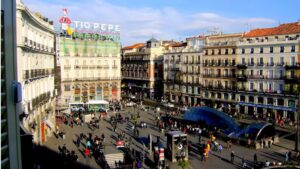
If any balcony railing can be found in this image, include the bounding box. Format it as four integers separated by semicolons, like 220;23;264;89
23;68;54;80
285;63;300;69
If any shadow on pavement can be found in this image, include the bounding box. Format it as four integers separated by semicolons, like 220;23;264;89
31;144;94;169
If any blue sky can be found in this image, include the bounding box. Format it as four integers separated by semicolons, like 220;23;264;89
24;0;300;45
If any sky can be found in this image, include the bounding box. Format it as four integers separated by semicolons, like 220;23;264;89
24;0;300;46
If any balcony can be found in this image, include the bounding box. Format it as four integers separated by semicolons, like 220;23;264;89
285;63;300;69
248;75;264;79
266;63;275;67
276;62;285;67
256;63;264;66
64;65;71;69
237;75;247;82
284;76;300;84
237;64;247;69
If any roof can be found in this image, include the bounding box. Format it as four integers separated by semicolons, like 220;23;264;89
147;37;159;42
88;100;109;104
170;42;187;47
122;43;145;50
244;22;300;37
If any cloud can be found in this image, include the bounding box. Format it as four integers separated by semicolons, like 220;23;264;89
23;0;277;45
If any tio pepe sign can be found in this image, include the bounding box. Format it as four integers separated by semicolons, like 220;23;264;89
59;9;120;42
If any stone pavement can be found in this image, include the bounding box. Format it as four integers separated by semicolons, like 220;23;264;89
40;105;298;169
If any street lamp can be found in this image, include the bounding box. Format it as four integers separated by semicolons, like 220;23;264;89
295;84;300;151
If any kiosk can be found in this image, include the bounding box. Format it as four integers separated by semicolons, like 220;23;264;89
165;131;188;162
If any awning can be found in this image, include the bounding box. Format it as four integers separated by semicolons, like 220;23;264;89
45;119;55;129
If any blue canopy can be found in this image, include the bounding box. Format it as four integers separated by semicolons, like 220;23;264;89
235;122;275;141
183;107;240;134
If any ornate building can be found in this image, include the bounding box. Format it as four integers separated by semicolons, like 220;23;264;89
121;38;164;100
16;0;56;144
58;38;121;107
236;22;300;121
163;36;204;106
201;33;241;112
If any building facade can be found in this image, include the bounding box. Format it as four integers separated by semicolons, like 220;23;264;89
121;38;164;100
201;33;241;112
58;38;121;107
163;37;205;106
16;0;56;144
236;22;300;122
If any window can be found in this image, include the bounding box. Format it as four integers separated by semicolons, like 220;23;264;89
258;97;264;104
64;85;71;91
270;46;273;53
250;69;254;76
250;48;254;54
250;58;254;65
267;83;272;92
225;49;228;55
249;96;254;103
267;98;273;105
279;84;283;92
242;58;246;64
218;49;221;55
291;57;296;65
269;57;274;66
260;47;263;53
205;50;208;55
250;82;254;91
279;57;284;65
291;45;296;52
242;48;245;54
258;57;263;64
280;46;284;53
240;95;245;102
279;70;284;78
258;83;263;92
232;48;236;54
212;49;215;55
258;70;263;75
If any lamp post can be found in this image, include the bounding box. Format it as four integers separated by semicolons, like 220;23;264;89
295;84;300;152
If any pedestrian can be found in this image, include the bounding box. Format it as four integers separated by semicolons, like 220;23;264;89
254;153;258;164
198;128;202;143
268;139;271;148
231;151;235;163
242;157;246;168
285;152;289;162
84;147;90;158
87;140;91;149
218;144;223;153
76;137;81;147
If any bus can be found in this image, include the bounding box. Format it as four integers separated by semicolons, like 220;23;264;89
86;100;109;112
69;102;84;112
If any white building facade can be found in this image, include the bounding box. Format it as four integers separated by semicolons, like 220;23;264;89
16;0;56;144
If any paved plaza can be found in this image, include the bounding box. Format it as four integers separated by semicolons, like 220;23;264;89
39;105;298;169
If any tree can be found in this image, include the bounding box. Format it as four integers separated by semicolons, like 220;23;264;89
178;159;189;169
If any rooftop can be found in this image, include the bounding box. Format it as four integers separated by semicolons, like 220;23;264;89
244;22;300;37
122;43;145;50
